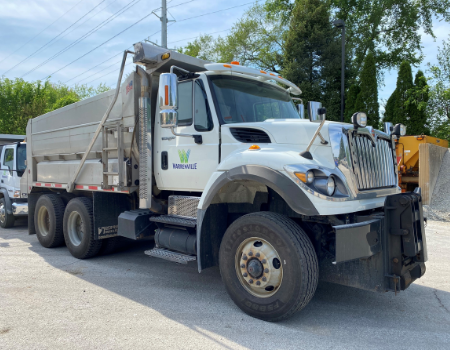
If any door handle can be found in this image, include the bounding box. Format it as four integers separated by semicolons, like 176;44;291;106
1;180;3;183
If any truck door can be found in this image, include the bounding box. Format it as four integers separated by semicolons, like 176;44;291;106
1;145;16;198
158;78;219;191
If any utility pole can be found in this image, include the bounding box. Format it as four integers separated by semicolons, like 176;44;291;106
333;19;345;123
161;0;168;49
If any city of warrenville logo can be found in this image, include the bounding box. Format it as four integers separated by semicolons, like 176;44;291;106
173;149;197;169
178;149;191;164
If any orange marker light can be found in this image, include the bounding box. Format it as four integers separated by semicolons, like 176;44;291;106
231;61;240;65
417;136;424;140
164;85;169;105
294;172;307;183
270;73;275;76
278;76;283;79
223;64;232;68
248;145;260;150
260;70;267;74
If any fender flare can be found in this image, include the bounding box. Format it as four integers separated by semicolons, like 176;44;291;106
0;188;13;214
196;165;319;272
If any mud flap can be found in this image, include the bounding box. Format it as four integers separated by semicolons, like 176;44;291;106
93;192;131;239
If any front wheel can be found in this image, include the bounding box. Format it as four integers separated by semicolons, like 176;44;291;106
0;198;15;228
219;212;318;321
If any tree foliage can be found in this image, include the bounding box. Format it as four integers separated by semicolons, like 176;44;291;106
344;84;360;123
354;53;379;127
405;70;430;135
283;0;342;121
427;35;450;140
0;78;109;134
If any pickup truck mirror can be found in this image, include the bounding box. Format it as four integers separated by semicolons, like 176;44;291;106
159;73;178;128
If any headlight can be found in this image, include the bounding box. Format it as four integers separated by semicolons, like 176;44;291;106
327;176;335;196
14;190;20;198
351;112;367;128
306;170;314;184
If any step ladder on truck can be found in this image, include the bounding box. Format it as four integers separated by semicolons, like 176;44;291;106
21;43;427;321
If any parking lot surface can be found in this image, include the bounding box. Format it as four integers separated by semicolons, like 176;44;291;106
1;218;449;350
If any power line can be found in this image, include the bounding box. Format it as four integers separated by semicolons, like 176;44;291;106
0;0;86;65
64;0;197;84
42;10;156;80
49;0;254;82
169;28;230;44
2;0;108;76
21;0;142;78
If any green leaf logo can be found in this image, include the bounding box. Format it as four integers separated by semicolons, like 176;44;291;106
178;149;191;163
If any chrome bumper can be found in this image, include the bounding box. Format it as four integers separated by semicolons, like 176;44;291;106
12;202;28;216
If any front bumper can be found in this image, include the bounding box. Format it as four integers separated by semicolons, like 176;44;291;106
12;202;28;216
320;192;427;293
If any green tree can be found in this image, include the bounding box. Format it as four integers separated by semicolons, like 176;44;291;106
283;0;342;121
354;53;379;127
344;84;360;123
0;78;109;134
405;70;430;135
427;35;450;140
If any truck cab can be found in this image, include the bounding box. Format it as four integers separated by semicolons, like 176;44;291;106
0;142;28;227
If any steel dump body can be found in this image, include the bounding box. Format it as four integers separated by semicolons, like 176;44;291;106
25;73;140;192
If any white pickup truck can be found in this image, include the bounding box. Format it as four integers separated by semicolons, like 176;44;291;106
20;43;427;321
0;141;28;227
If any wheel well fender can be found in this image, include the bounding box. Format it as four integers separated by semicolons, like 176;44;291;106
196;165;319;272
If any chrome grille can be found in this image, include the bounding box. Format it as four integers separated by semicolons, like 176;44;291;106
349;134;397;190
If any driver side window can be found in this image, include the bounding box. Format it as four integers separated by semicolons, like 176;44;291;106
3;148;14;170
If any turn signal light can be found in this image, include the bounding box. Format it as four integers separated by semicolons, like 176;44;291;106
260;70;267;74
248;145;260;150
161;52;170;60
223;64;232;68
231;61;239;65
417;136;424;140
295;172;307;183
164;85;169;105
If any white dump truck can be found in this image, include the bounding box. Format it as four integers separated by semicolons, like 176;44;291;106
21;43;427;321
0;140;28;227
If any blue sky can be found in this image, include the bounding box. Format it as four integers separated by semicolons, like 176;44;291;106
0;0;449;114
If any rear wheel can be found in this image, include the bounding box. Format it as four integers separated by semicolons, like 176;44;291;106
219;212;318;321
35;194;65;247
0;198;15;228
63;198;102;259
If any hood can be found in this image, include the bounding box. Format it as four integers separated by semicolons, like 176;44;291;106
222;119;351;145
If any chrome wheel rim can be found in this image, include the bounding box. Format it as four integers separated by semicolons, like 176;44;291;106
37;206;50;237
0;203;5;224
67;211;84;246
235;237;283;298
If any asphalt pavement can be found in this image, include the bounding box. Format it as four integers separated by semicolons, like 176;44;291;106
1;218;449;350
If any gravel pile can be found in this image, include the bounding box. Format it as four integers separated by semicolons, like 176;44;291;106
426;148;450;222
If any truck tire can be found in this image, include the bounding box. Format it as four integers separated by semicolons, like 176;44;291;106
0;198;15;228
63;197;102;259
99;236;124;256
35;194;65;247
219;212;318;321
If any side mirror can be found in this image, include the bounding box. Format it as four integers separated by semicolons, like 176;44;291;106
297;104;305;119
392;123;406;136
307;101;326;122
384;122;393;135
159;73;178;128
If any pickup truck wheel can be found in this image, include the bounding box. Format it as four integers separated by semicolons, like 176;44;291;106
63;197;102;259
35;194;65;247
219;212;318;321
0;198;15;228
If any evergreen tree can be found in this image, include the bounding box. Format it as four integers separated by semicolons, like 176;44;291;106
354;53;379;127
406;70;430;135
394;61;414;127
383;91;396;124
344;85;360;123
283;0;342;121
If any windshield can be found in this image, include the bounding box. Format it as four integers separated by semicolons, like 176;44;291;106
17;144;26;173
209;75;300;124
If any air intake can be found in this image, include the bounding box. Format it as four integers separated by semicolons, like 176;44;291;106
230;128;271;143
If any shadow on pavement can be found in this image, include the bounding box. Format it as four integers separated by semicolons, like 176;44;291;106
2;221;450;349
